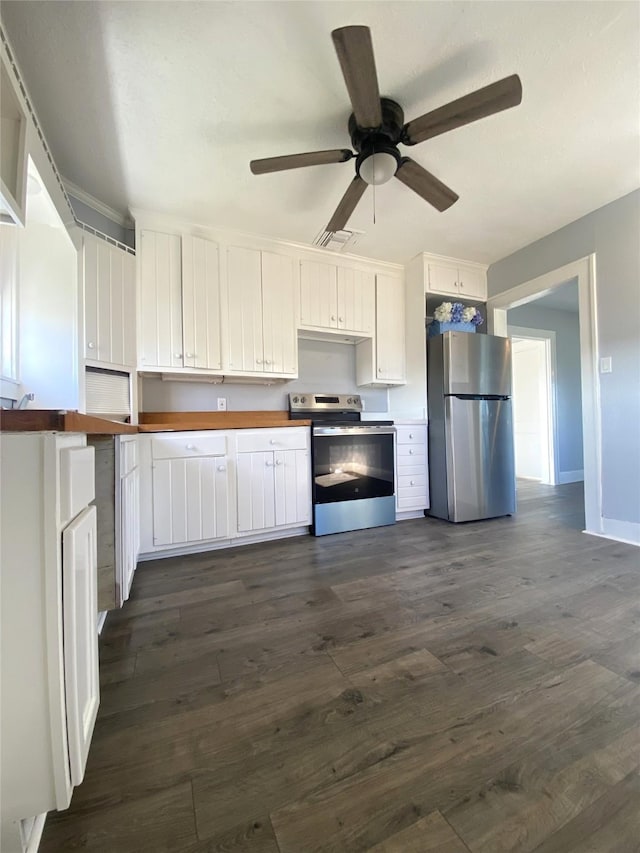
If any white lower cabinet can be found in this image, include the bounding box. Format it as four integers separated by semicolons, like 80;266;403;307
1;433;99;851
150;432;231;547
236;429;311;533
140;426;311;555
118;436;140;601
395;422;430;514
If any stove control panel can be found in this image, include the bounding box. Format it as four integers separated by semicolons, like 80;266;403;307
289;393;363;413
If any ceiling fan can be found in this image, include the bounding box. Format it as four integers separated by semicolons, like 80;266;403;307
250;26;522;232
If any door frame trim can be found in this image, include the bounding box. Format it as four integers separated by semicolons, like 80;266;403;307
487;255;601;536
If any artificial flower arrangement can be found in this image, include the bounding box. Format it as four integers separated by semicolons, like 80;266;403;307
433;301;484;326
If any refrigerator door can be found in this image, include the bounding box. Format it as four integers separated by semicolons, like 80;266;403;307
443;332;512;396
445;397;516;521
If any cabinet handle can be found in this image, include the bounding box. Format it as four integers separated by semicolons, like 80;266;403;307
217;465;226;472
87;341;95;349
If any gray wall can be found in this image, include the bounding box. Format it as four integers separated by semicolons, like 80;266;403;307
508;303;583;476
68;195;135;249
488;189;640;526
140;338;389;413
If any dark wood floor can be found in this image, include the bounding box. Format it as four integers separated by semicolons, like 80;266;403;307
41;482;640;852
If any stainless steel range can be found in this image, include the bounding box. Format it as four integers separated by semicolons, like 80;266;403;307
289;393;396;536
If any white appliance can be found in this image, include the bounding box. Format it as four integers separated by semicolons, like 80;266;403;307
1;433;99;852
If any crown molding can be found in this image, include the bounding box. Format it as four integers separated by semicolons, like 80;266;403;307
62;177;133;228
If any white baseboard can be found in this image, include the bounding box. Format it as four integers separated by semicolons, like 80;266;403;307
558;469;584;484
589;518;640;547
138;526;310;562
396;509;427;521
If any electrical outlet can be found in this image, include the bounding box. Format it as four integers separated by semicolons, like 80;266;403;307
599;357;612;374
217;397;227;411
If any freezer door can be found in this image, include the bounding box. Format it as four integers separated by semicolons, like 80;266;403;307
444;332;512;396
446;397;516;521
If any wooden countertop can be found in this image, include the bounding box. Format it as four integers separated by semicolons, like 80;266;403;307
138;410;311;432
0;410;138;434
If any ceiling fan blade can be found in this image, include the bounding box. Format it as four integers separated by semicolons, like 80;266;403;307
332;26;382;129
395;158;458;212
326;176;368;232
250;149;353;175
403;74;523;144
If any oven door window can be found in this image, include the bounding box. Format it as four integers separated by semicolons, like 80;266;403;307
312;433;394;504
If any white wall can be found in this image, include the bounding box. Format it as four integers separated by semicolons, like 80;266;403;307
140;338;389;413
488;189;640;532
508;302;583;478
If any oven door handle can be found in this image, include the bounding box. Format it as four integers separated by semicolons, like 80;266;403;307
312;426;396;437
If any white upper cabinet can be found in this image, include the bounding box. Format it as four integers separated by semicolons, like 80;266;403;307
299;259;374;336
0;50;28;227
226;246;297;377
182;234;222;370
356;273;406;386
138;229;183;369
83;232;136;367
411;254;487;302
138;230;223;372
0;224;19;386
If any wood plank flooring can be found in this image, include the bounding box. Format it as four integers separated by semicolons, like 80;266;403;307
40;481;640;852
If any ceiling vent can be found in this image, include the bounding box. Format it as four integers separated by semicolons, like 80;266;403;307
313;228;364;252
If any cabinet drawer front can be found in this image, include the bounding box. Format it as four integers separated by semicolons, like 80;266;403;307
397;472;427;490
395;425;427;445
236;428;309;453
396;443;426;460
397;484;429;504
396;462;427;479
60;446;95;526
151;432;227;459
119;437;137;476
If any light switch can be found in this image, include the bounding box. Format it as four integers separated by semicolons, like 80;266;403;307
600;357;612;374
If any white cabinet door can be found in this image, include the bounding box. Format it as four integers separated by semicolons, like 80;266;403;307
152;456;229;546
182;234;222;370
120;466;139;602
261;251;297;375
375;273;405;383
83;233;136;367
62;505;99;787
0;224;19;383
456;265;486;300
299;260;338;329
236;451;277;533
274;448;311;526
139;230;183;369
427;262;459;296
336;267;375;334
227;246;264;372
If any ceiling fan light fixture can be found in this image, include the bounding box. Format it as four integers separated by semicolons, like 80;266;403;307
358;150;398;185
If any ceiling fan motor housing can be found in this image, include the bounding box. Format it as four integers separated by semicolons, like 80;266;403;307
349;97;405;181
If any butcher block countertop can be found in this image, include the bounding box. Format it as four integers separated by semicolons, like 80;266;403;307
137;411;311;432
0;410;138;434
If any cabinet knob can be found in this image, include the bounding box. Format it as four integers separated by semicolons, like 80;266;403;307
270;439;277;445
266;460;274;467
409;449;414;455
409;433;414;439
186;444;197;451
174;353;182;359
265;359;271;365
331;315;336;321
87;341;95;349
186;352;194;358
338;317;344;323
256;358;262;364
459;281;464;289
217;465;226;472
275;459;283;466
410;480;415;486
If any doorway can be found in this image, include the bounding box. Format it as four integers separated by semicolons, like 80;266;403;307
487;255;600;536
510;331;557;484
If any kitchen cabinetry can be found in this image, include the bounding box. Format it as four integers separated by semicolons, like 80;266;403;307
0;223;19;390
356;273;406;386
138;230;222;371
408;253;487;302
0;48;28;226
226;247;297;376
395;423;429;514
119;436;139;602
83;231;136;367
236;428;311;533
299;259;374;337
1;433;99;849
150;431;231;547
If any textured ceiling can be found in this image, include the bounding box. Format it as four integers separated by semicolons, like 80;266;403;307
2;1;639;265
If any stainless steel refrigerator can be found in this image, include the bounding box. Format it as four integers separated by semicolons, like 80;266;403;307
427;331;516;522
